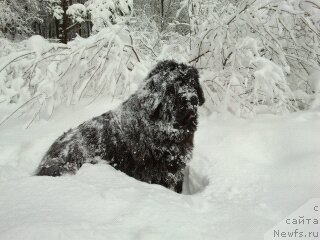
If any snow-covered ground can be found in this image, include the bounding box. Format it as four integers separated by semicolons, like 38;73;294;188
0;98;320;240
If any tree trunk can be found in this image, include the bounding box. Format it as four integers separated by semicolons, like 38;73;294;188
61;0;69;44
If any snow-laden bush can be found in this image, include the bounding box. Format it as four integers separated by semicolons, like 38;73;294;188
200;37;297;115
185;0;320;115
0;25;143;126
1;0;320;123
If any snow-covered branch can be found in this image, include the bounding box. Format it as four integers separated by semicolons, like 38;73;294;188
0;25;144;125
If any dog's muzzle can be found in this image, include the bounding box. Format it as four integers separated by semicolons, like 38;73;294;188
184;110;197;130
174;108;197;131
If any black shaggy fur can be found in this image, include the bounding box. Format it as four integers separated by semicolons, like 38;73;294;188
35;60;205;193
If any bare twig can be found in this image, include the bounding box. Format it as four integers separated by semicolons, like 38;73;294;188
188;50;211;63
25;100;44;129
0;52;35;73
222;52;233;67
124;45;141;62
0;94;43;127
226;0;256;26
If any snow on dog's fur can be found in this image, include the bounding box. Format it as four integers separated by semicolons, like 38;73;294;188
35;60;205;193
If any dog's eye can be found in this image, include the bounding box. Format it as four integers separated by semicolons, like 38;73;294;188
177;92;185;98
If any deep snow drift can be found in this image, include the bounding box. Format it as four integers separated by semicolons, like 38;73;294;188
0;98;319;240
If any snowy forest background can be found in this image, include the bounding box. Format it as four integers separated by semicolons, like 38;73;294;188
1;0;320;125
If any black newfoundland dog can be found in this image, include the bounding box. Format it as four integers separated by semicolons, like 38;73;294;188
35;60;205;193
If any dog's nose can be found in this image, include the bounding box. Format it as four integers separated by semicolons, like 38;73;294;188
190;96;198;106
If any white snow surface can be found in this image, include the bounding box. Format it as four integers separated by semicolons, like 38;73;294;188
0;98;320;240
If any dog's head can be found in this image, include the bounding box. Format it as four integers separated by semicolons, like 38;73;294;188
143;60;205;134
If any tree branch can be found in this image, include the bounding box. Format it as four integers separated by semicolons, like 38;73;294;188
188;50;211;63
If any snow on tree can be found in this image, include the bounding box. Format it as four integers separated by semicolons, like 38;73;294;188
0;0;41;39
67;4;87;23
85;0;133;32
40;0;91;43
45;0;64;20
